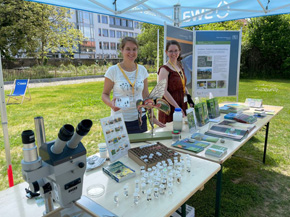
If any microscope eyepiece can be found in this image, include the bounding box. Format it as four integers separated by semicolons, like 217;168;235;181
67;119;93;149
22;130;35;144
76;119;93;136
51;124;74;154
58;124;74;142
21;130;42;171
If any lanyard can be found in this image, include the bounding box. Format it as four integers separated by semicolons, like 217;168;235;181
117;63;139;96
168;60;186;94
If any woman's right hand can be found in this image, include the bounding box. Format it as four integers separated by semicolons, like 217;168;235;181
111;98;121;112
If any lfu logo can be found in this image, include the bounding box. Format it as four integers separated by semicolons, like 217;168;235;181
17;82;26;85
183;1;230;23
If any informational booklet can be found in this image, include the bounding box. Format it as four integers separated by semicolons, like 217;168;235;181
206;97;220;119
234;113;257;124
205;144;228;158
194;102;209;127
217;120;256;133
205;125;248;141
172;138;210;153
102;161;136;183
186;108;197;133
191;132;219;143
100;113;130;162
220;103;248;114
245;98;263;108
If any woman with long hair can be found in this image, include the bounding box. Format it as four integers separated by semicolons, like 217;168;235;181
102;37;165;134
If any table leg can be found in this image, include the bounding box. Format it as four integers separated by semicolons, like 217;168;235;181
175;203;186;217
215;164;223;217
181;203;186;217
263;122;270;164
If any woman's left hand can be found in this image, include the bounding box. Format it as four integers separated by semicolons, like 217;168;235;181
153;117;166;128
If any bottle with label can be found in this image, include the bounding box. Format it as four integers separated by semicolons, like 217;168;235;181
173;108;183;132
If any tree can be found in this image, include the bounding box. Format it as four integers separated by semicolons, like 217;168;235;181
242;15;290;78
0;0;84;65
137;23;164;67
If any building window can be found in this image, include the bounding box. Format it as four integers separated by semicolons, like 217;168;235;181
111;54;117;58
117;43;120;50
99;42;102;49
122;19;127;27
116;31;122;38
110;30;115;38
103;42;109;50
123;31;128;37
109;17;115;25
98;15;101;23
102;15;108;24
134;21;138;28
115;18;121;26
110;42;116;50
128;20;133;28
134;33;138;38
98;28;102;36
129;32;133;37
102;29;108;37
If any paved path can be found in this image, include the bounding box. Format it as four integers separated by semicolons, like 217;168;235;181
4;77;105;90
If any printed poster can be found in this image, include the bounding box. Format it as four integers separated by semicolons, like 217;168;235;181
195;42;230;97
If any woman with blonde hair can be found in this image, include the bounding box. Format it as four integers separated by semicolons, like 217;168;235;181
102;37;165;134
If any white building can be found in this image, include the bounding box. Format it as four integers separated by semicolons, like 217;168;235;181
70;10;142;59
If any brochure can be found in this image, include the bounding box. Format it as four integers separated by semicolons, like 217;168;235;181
102;161;136;183
205;145;228;158
206;97;220;119
172;138;210;153
194;102;209;127
100;114;130;162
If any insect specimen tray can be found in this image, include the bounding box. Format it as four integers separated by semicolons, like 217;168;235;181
128;142;181;169
128;131;172;143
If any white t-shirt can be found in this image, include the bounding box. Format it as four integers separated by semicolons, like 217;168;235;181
105;64;149;121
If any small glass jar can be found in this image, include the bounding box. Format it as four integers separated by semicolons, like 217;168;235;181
172;130;181;143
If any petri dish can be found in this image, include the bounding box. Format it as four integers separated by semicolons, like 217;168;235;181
87;184;105;198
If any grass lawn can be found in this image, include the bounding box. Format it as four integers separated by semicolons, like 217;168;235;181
0;75;289;216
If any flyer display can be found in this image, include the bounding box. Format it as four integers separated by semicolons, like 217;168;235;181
100;114;130;162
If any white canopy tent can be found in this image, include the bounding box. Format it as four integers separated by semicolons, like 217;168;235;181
1;0;290;186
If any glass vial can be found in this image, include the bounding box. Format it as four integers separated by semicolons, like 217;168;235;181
113;192;119;205
123;185;129;198
153;187;159;198
146;189;152;202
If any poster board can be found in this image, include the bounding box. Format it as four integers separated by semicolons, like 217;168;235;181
194;30;242;98
165;24;242;99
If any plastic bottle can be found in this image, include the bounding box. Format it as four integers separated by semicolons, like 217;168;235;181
173;108;183;132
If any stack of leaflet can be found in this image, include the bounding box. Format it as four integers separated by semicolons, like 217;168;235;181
224;113;238;120
205;145;228;158
220;103;249;114
234;113;257;124
172;138;210;153
217;120;256;133
205;125;248;141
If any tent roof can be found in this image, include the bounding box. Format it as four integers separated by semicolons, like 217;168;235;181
26;0;290;26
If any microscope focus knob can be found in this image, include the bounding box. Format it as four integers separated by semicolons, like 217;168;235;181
78;162;85;168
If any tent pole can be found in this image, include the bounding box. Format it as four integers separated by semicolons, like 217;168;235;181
157;29;159;72
0;52;14;187
174;4;181;27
